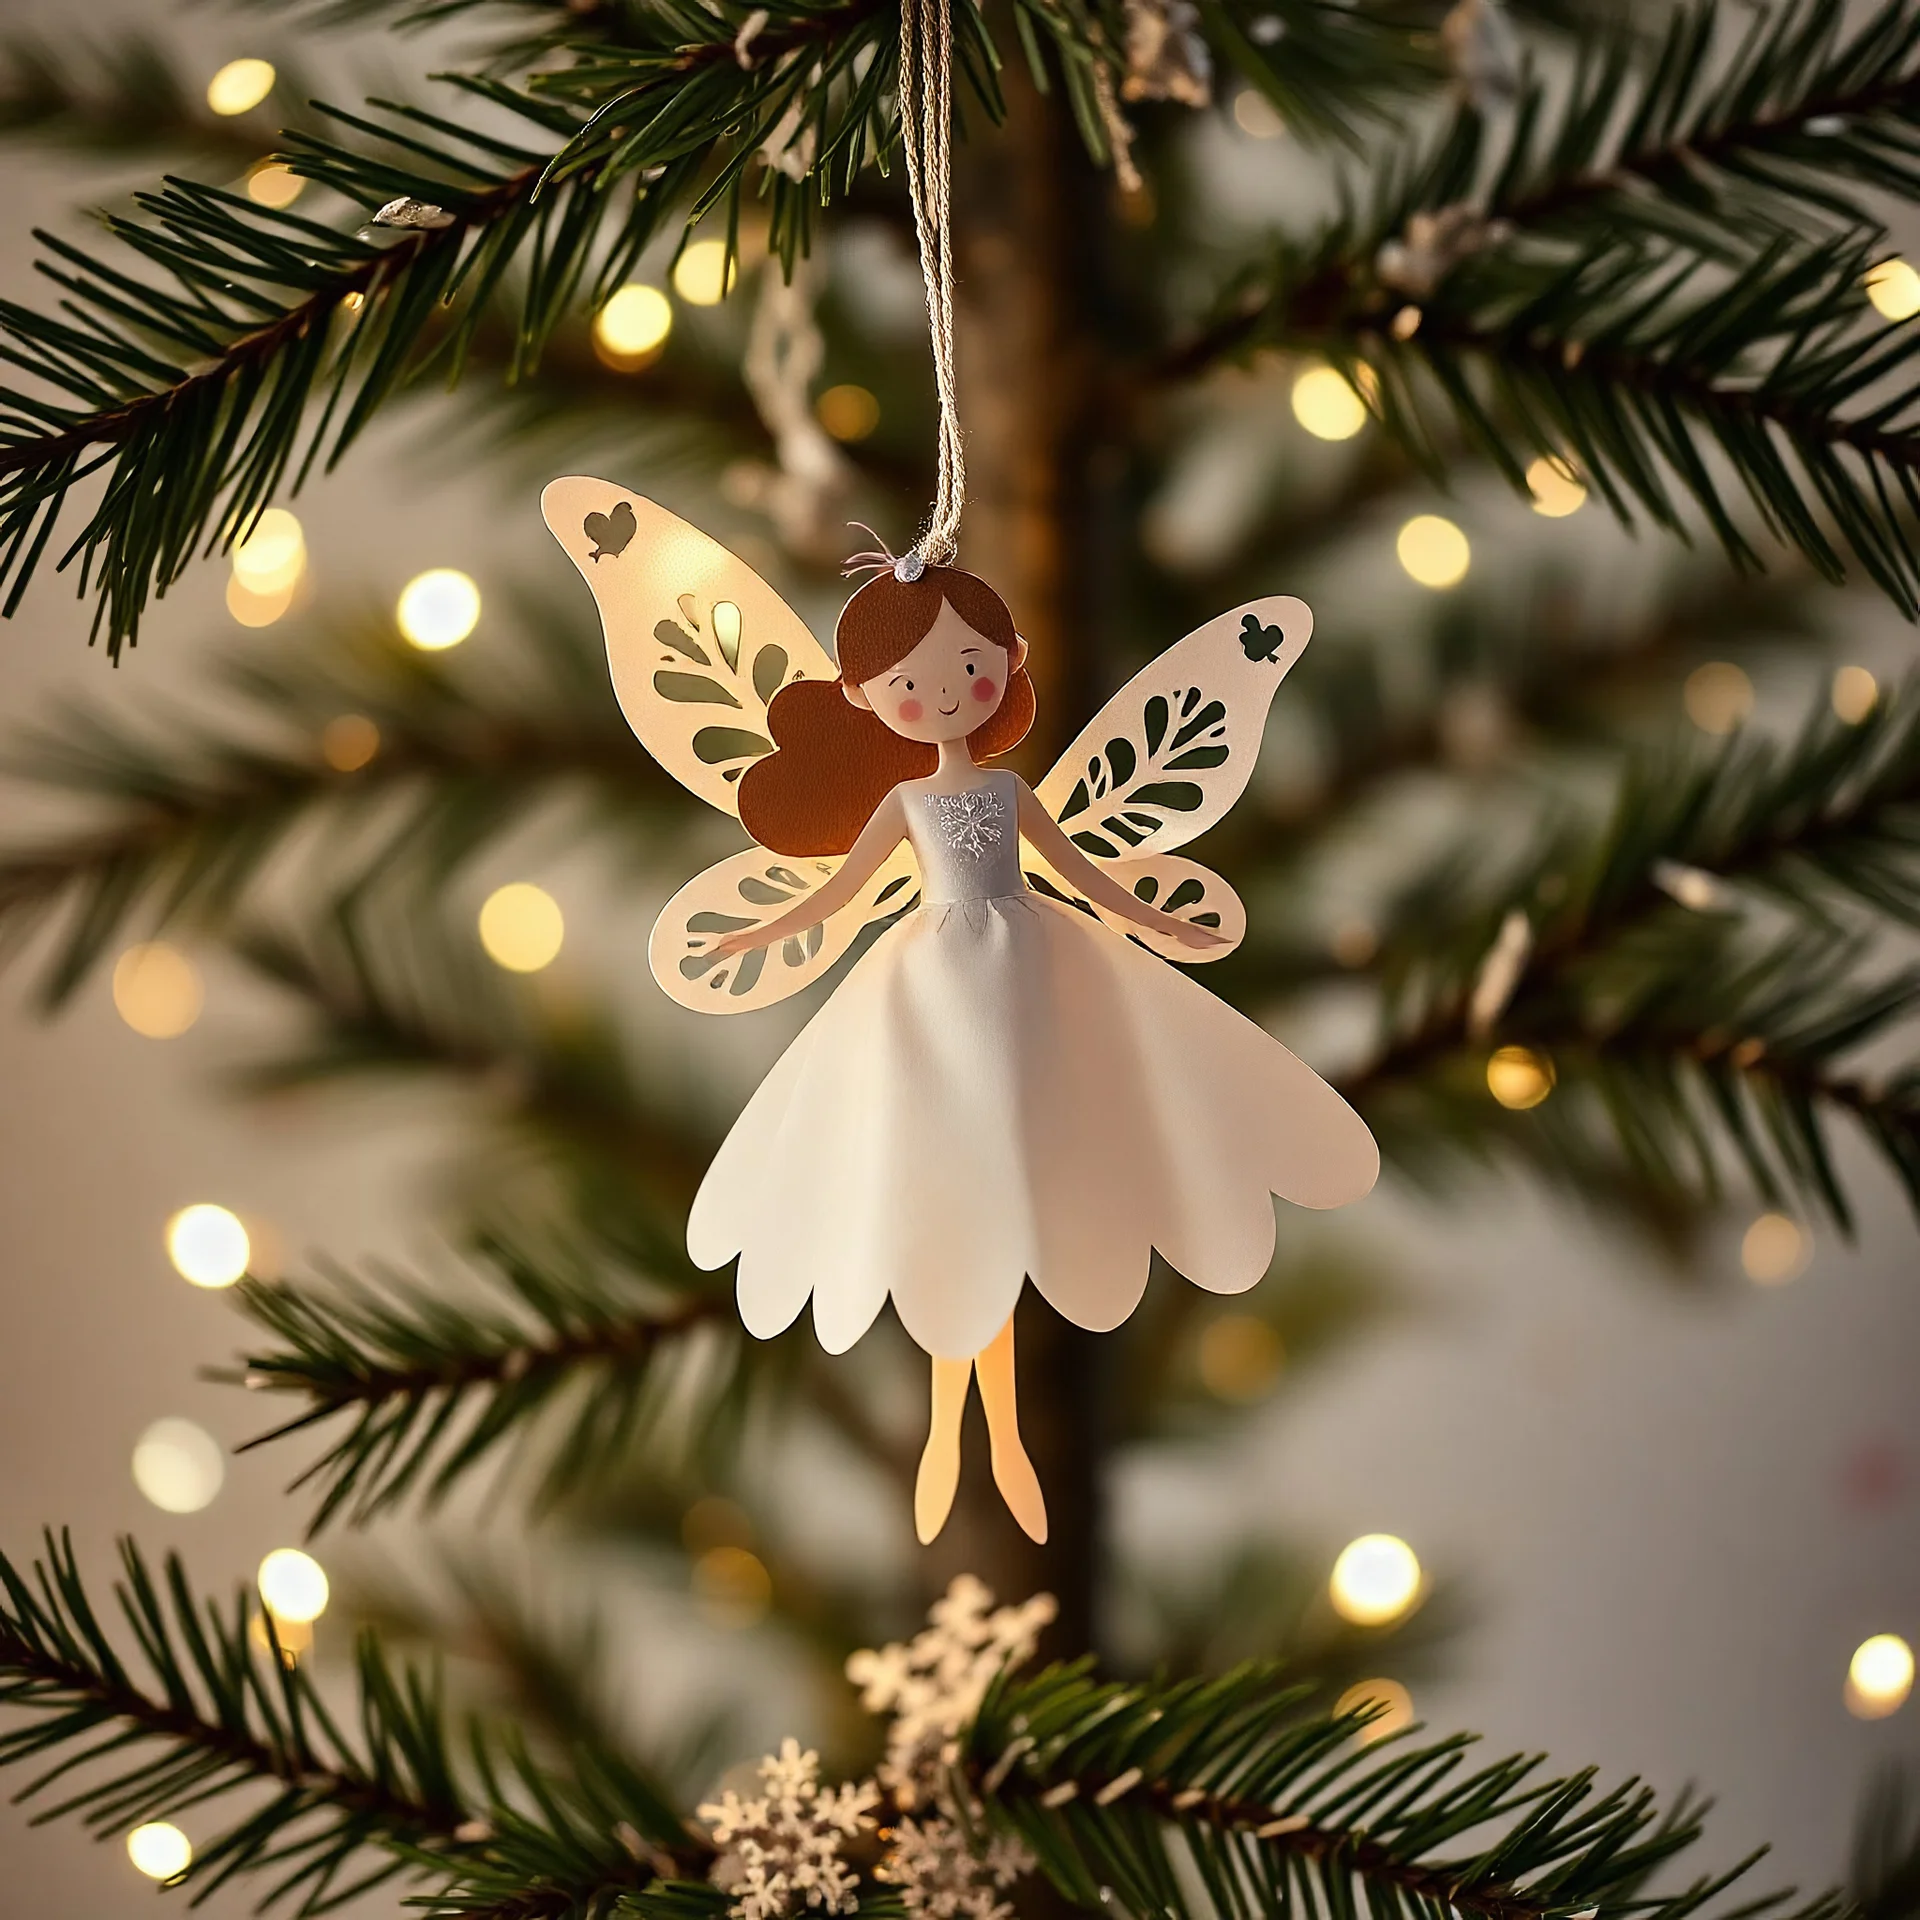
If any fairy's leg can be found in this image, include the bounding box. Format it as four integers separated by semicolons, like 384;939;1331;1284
915;1353;972;1544
976;1315;1048;1544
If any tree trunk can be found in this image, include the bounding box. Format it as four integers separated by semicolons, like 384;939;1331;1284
914;37;1118;1661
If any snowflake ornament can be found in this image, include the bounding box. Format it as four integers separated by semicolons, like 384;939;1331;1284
700;1739;881;1920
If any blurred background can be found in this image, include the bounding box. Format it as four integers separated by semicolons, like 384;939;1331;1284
1;0;1917;1913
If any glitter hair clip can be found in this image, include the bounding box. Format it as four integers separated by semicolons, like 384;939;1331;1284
842;523;927;583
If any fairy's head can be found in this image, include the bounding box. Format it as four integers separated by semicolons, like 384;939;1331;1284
738;566;1034;856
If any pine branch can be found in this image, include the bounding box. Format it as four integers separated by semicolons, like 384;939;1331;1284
0;596;679;1007
0;1533;703;1917
222;1232;742;1530
1166;1;1920;614
972;1661;1845;1920
235;911;715;1207
1854;1763;1920;1920
0;3;885;657
1325;689;1920;1226
0;1533;476;1912
0;32;325;169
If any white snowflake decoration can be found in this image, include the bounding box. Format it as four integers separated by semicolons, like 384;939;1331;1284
700;1738;881;1920
846;1573;1057;1800
702;1582;1053;1920
927;789;1008;859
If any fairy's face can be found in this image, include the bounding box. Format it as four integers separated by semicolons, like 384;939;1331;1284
845;599;1024;744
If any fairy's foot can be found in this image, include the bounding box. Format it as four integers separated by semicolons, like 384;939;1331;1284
991;1441;1048;1544
915;1429;963;1544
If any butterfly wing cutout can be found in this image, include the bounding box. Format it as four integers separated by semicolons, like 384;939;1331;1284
544;477;919;1012
650;842;920;1013
1026;595;1311;964
541;477;837;814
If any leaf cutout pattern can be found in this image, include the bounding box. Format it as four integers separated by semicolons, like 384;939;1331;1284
1022;851;1245;964
1036;594;1312;863
649;842;920;1014
541;479;836;819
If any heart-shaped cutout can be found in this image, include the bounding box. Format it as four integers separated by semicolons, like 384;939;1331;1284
583;498;637;562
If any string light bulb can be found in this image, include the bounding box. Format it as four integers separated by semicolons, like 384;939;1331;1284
258;1548;330;1624
673;238;733;306
1832;666;1879;724
128;1821;193;1881
1741;1213;1808;1285
478;883;564;972
1683;661;1754;735
1397;515;1470;589
166;1204;251;1289
396;568;480;650
1865;259;1920;322
206;58;275;116
1292;366;1369;441
1526;457;1587;518
113;942;202;1039
1487;1046;1554;1110
1334;1677;1415;1743
594;285;672;369
132;1418;226;1514
1847;1634;1913;1718
1329;1534;1423;1625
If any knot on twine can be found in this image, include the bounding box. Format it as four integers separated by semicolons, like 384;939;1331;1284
843;524;929;583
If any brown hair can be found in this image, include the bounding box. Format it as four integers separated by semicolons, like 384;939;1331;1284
738;566;1035;856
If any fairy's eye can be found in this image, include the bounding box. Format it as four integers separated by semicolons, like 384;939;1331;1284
903;681;914;692
965;662;976;675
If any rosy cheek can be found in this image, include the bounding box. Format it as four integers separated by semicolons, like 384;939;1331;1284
896;698;924;723
971;676;998;704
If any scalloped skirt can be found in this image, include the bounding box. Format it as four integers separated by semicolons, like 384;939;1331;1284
685;890;1378;1361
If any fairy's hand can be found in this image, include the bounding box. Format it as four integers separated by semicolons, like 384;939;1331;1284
1168;918;1229;950
712;928;769;961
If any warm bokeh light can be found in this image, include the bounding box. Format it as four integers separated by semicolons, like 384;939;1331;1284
1292;365;1368;441
258;1548;330;1624
133;1417;226;1514
206;58;275;117
1197;1314;1284;1401
1865;259;1920;322
1330;1535;1423;1626
478;882;565;972
1330;919;1378;969
1233;88;1285;138
250;1610;314;1665
226;575;295;627
817;383;881;442
1684;661;1755;735
231;507;305;593
113;942;203;1039
1741;1212;1808;1285
682;1495;755;1554
1396;514;1470;589
1526;456;1587;518
128;1821;193;1881
246;163;304;209
1335;1677;1415;1743
1847;1634;1914;1718
1832;665;1879;724
593;284;673;368
1487;1046;1554;1110
321;713;381;772
693;1544;773;1625
397;568;481;650
673;237;733;306
166;1204;251;1289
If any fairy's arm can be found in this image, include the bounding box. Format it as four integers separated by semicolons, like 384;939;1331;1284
1014;781;1225;949
711;790;910;958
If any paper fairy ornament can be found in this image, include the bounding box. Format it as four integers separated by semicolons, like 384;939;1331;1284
543;479;1378;1546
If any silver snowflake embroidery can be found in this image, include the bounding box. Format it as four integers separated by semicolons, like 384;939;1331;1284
928;788;1006;856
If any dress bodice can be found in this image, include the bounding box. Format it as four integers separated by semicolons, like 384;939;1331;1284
904;770;1025;906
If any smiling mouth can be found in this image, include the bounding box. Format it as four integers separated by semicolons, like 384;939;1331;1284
938;700;960;715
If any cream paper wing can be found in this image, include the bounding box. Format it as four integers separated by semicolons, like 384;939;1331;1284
1026;595;1312;963
649;842;920;1014
540;477;835;814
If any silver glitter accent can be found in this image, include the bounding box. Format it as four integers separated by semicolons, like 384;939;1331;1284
372;196;456;230
928;787;1006;855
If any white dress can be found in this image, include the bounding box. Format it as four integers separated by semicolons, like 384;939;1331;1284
686;770;1378;1361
